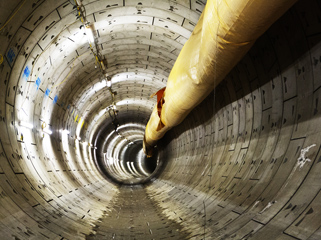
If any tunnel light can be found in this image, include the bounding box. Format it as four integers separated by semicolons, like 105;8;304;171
61;129;70;134
93;80;106;92
43;128;52;135
107;80;112;87
85;25;94;43
76;136;81;141
19;121;33;129
41;122;52;135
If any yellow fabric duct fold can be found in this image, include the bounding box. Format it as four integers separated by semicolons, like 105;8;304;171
144;0;297;156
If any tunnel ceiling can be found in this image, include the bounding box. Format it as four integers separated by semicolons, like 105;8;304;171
1;0;321;239
0;0;205;183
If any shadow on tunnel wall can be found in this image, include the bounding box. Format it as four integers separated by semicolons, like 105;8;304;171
160;0;321;150
149;0;321;205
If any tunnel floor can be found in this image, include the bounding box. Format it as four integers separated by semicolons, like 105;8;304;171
86;186;190;240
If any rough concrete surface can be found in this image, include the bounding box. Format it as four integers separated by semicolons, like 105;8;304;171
0;0;320;239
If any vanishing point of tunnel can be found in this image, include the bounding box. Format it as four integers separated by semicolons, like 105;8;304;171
0;0;321;239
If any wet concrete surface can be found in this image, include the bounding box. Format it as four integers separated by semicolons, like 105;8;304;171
86;186;190;240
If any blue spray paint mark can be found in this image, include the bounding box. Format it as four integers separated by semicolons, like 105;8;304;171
23;66;30;80
67;105;70;109
35;77;41;90
53;95;58;104
7;48;15;65
45;88;50;96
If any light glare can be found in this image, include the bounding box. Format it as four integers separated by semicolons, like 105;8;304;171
19;121;33;129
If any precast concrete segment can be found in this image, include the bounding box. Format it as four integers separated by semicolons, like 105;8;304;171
0;0;320;239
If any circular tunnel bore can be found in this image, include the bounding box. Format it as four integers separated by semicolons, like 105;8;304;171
95;121;160;185
0;0;321;239
120;140;158;175
89;105;161;184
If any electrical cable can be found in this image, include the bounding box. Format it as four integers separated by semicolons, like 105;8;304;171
52;60;76;88
0;0;27;32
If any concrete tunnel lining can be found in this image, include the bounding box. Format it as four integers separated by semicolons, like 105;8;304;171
0;0;321;239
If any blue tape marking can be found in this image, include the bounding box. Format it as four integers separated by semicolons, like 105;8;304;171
45;88;50;96
35;77;41;90
7;48;15;65
23;66;30;80
53;95;58;104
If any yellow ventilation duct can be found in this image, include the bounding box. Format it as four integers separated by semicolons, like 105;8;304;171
144;0;298;156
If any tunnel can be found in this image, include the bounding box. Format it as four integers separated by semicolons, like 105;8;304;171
0;0;321;239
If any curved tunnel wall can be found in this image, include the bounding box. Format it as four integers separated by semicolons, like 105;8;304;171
0;0;321;239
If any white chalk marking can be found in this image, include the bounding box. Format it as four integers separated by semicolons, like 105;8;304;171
297;144;316;169
259;201;276;214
